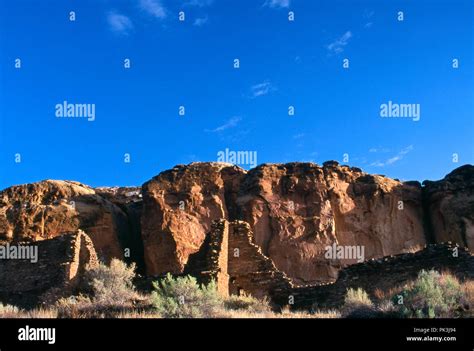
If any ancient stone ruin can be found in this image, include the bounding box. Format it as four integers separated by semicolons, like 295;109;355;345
183;219;474;309
0;230;98;307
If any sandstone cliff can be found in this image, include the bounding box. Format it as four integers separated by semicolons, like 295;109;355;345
141;163;245;276
236;162;426;284
424;165;474;251
0;180;127;262
141;161;430;285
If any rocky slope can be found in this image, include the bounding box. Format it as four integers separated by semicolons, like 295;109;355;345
0;162;472;288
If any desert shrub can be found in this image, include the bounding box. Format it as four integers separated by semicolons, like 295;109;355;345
462;280;474;317
344;288;373;309
55;294;146;318
342;288;377;318
56;295;94;318
151;274;222;318
393;270;464;318
56;259;140;317
84;259;137;306
224;293;271;314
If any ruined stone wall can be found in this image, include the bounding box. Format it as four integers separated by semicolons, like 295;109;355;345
0;230;98;307
227;220;292;300
184;219;292;300
272;243;474;310
184;220;229;296
185;225;473;310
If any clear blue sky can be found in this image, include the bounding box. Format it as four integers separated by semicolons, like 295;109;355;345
1;0;473;189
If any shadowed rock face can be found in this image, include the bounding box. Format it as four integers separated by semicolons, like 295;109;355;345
424;165;474;251
141;163;245;276
0;180;127;262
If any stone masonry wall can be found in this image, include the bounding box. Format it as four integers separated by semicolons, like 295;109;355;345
227;220;293;300
273;243;474;310
185;221;473;310
184;220;229;296
0;230;98;307
185;219;292;300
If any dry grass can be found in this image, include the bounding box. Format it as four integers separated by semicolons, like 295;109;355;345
215;305;339;318
0;304;58;318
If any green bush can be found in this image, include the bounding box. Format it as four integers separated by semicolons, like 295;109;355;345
84;259;137;305
393;270;464;318
151;274;222;318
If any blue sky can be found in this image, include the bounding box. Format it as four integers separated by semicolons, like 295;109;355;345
0;0;473;189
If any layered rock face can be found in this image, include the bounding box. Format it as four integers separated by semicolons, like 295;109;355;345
141;163;245;276
235;162;426;284
424;165;474;251
0;180;127;262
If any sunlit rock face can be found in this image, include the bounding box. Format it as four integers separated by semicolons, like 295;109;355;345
0;180;127;262
235;162;426;285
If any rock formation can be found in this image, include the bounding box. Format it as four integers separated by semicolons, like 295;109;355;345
0;180;128;262
424;165;474;251
141;161;429;285
141;163;244;276
236;162;426;284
